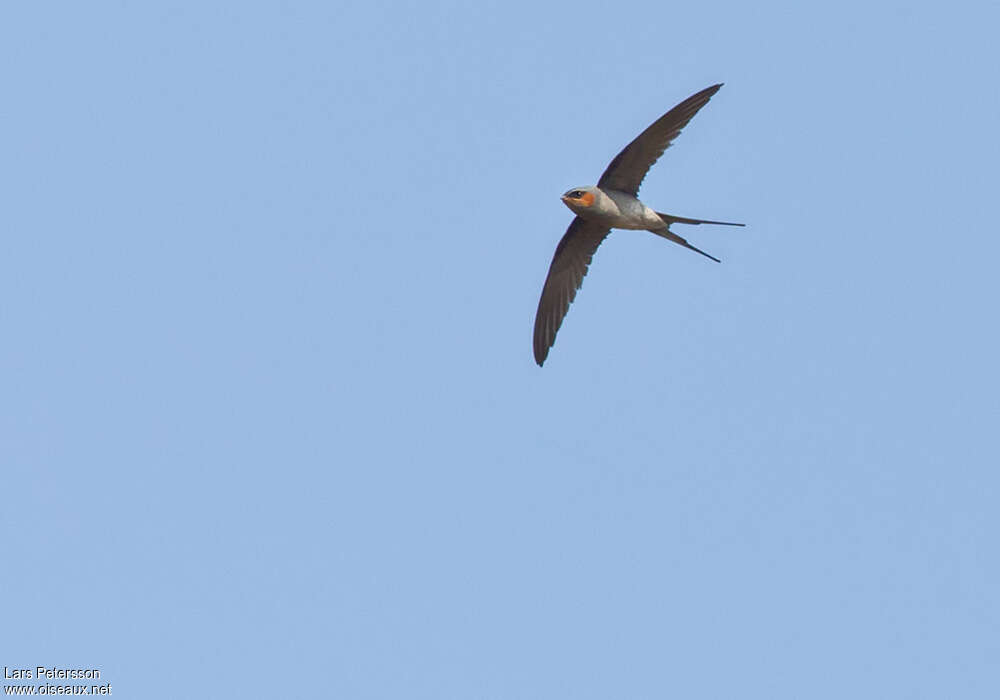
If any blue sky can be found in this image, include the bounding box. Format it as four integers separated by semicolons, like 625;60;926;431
3;1;998;697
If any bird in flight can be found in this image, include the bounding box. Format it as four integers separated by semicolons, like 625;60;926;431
532;83;743;366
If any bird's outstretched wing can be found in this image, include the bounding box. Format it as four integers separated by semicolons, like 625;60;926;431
597;84;723;196
533;217;611;366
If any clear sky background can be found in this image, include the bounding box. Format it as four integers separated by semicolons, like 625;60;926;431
3;1;999;698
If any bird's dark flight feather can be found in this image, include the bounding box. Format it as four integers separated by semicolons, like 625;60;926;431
598;84;723;196
533;217;611;365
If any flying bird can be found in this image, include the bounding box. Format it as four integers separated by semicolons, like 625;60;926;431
532;83;743;366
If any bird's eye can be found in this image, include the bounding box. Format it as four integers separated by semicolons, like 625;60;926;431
570;190;582;198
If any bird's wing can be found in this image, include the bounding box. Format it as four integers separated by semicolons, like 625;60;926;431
597;84;723;196
533;217;611;366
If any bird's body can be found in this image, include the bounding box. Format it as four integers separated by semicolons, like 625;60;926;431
562;186;665;230
533;83;744;366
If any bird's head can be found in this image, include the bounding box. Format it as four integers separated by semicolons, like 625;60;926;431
561;187;597;213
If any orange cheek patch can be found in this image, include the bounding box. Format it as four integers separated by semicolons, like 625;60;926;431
580;192;595;207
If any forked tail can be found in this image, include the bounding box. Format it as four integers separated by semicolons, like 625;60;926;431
650;212;744;263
